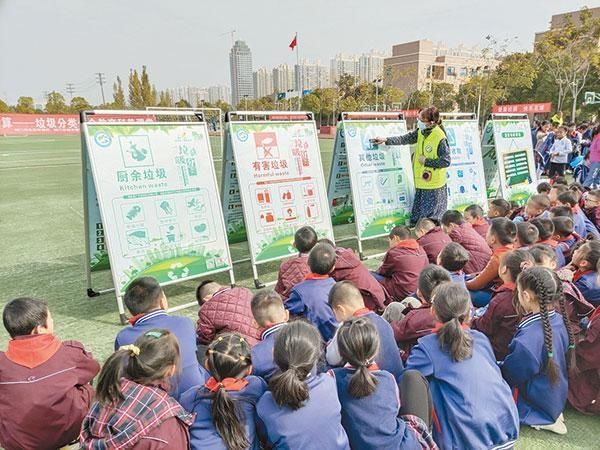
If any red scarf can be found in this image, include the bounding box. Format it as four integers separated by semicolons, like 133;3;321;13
394;239;420;250
205;377;249;392
352;307;371;317
6;334;62;368
573;269;595;283
305;272;330;280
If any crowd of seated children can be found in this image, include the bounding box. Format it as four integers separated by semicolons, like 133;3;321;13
530;218;566;267
515;222;539;249
557;191;600;239
466;217;516;307
549;183;569;206
415;218;452;264
374;225;428;302
441;210;491;274
463;204;489;238
437;242;469;286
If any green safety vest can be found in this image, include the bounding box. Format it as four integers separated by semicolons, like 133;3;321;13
413;125;447;190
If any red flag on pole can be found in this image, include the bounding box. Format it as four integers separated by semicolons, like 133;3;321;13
289;34;297;50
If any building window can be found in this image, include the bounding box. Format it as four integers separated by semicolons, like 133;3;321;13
446;66;456;76
459;67;468;77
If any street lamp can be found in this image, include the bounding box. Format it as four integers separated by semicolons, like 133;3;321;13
243;95;248;110
373;78;382;112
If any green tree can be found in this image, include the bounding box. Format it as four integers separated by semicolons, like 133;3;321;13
319;88;339;125
340;96;359;113
70;96;92;112
336;74;356;98
175;99;192;108
214;100;231;114
0;98;9;113
535;7;600;120
493;52;538;102
15;96;35;113
302;93;322;122
157;90;173;107
431;82;456;111
140;66;156;107
45;91;68;114
380;85;403;110
128;69;143;109
112;76;126;109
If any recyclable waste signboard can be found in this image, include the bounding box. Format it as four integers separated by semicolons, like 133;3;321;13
443;119;488;211
223;120;334;264
84;123;232;295
481;119;536;204
328;119;415;239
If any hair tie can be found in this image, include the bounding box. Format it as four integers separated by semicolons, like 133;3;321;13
568;344;576;349
144;331;163;339
520;261;533;270
217;336;223;342
547;351;554;358
119;344;140;357
239;355;246;361
240;337;245;343
208;349;216;354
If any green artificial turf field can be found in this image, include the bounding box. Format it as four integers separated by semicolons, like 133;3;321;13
0;135;597;448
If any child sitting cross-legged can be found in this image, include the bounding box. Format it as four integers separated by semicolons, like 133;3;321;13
441;210;491;275
437;242;469;286
331;318;436;450
274;226;317;301
80;329;193;448
180;334;267;450
374;225;428;302
0;298;100;450
414;218;452;264
464;204;490;239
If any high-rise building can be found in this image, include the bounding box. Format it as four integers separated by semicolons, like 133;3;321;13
295;59;330;93
253;68;274;98
208;85;231;104
359;51;386;83
272;64;295;94
229;40;254;107
167;86;209;106
383;40;497;94
330;54;359;83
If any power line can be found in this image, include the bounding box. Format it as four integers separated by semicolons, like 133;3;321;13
95;72;106;105
65;83;76;100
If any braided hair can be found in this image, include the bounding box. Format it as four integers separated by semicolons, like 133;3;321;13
516;267;561;384
552;276;577;375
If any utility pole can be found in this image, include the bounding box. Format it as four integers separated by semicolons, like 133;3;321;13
374;78;382;112
65;83;75;100
95;72;106;105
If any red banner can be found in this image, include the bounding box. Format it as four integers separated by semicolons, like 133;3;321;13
492;102;552;114
0;113;156;136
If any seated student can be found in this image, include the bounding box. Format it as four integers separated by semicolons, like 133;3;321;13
180;333;267;450
464;204;490;239
331;318;436;450
250;290;288;381
516;222;540;249
441;210;492;274
466;217;516;307
552;216;582;264
116;277;208;399
375;225;428;302
326;281;403;380
437;242;469;286
388;265;451;358
406;283;519;450
568;304;600;415
554;176;569;186
274;226;316;301
325;240;386;312
557;191;600;239
568;240;600;306
501;267;575;435
471;250;534;361
414;218;452;264
508;201;525;221
531;217;566;267
512;194;551;224
0;298;100;450
549;183;569;207
80;330;193;448
530;244;594;335
256;321;350;449
583;189;600;232
196;281;261;346
537;181;552;196
488;198;511;218
286;242;337;341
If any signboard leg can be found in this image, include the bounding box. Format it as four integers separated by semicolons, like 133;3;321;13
357;238;365;261
251;263;265;289
228;268;236;288
116;295;127;325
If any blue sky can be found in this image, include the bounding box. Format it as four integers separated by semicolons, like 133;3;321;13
0;0;585;104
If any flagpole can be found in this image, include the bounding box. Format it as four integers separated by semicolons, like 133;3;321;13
296;32;301;111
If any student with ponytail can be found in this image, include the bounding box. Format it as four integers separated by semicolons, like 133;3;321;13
80;329;193;449
471;249;534;360
406;283;519;450
256;320;350;449
180;333;266;450
501;267;572;435
332;317;436;450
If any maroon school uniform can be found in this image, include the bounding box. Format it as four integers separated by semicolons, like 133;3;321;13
470;282;519;361
0;334;100;450
471;217;490;239
560;281;595;335
447;222;492;274
584;206;600;232
390;305;435;360
376;240;428;302
416;226;452;264
568;308;600;415
331;247;386;311
274;253;310;301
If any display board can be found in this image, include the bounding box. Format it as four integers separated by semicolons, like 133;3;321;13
83;121;233;299
327;116;415;241
444;119;488;211
481;117;537;204
222;115;334;265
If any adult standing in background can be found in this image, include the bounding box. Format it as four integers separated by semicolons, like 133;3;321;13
373;106;450;226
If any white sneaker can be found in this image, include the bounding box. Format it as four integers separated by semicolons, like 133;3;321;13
531;414;567;435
